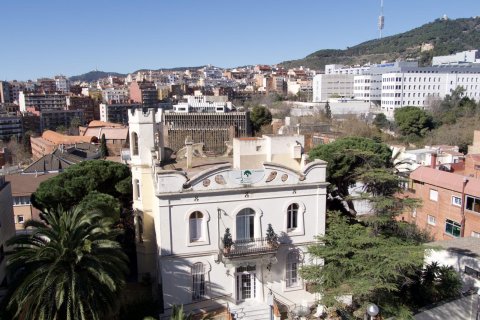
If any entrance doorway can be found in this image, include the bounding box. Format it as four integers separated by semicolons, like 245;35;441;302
236;266;256;301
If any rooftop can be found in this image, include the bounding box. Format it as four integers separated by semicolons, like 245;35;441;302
5;173;58;196
410;166;480;196
427;236;480;257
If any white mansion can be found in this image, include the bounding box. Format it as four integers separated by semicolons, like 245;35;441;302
128;107;328;319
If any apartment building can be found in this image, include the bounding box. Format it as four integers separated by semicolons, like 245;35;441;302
54;75;70;93
402;166;480;240
102;87;129;103
128;107;327;318
129;81;158;106
18;92;67;112
66;96;98;123
100;102;141;125
0;113;22;140
0;82;11;104
5;173;57;232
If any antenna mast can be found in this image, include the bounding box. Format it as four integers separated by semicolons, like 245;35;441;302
378;0;385;38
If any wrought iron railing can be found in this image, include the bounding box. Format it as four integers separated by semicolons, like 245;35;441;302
222;237;279;258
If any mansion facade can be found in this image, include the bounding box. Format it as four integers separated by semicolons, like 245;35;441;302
128;107;327;319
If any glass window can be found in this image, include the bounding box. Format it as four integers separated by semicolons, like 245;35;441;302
236;208;255;241
427;215;436;226
191;262;206;301
466;196;480;213
287;203;299;231
429;189;438;202
451;196;462;207
131;132;139;155
445;219;461;237
286;251;301;288
17;215;24;224
189;211;203;242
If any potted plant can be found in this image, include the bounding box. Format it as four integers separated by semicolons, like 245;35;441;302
223;228;233;254
265;224;279;248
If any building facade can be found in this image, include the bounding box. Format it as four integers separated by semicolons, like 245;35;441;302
129;107;327;318
402;166;480;240
18;92;67;112
0;176;16;287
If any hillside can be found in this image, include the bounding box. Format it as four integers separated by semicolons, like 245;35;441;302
280;17;480;70
70;66;206;83
69;71;127;83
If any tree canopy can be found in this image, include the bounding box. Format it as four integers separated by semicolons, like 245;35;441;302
249;105;272;133
394;106;434;138
302;212;425;318
6;207;128;320
32;160;132;217
309;137;393;215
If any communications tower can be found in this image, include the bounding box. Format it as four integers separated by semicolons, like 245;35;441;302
378;0;385;38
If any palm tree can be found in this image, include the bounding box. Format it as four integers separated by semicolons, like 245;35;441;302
6;206;129;320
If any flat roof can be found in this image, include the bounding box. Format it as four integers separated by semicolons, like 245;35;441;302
427;237;480;257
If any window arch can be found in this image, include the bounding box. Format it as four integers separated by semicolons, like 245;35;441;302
131;132;139;156
236;208;255;241
189;211;203;242
286;250;302;288
287;203;299;231
191;262;206;301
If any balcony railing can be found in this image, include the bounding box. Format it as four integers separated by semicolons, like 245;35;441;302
222;237;279;258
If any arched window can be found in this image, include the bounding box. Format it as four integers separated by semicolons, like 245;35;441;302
189;211;203;242
287;203;299;231
134;179;140;200
131;132;138;156
191;262;206;300
236;208;255;241
286;250;301;288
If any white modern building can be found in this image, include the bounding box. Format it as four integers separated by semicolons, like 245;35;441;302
172;95;233;113
128;106;328;319
350;60;480;116
312;74;354;102
432;50;480;66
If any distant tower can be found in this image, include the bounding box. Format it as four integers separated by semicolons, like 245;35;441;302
378;0;385;38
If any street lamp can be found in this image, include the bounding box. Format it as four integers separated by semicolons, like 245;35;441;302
366;303;379;320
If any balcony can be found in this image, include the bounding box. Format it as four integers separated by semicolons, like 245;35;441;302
222;237;279;259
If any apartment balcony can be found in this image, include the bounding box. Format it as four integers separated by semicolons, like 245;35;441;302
222;237;279;259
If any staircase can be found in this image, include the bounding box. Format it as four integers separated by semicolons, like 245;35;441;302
229;301;271;320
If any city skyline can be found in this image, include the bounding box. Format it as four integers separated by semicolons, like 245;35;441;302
1;0;480;80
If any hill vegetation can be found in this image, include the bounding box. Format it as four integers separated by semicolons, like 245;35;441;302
69;70;127;82
281;17;480;70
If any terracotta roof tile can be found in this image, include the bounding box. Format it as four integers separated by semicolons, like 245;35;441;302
410;166;480;196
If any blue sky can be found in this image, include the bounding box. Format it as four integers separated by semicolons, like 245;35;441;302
1;0;480;80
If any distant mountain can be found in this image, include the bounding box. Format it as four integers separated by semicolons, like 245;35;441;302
70;66;208;83
280;17;480;70
69;71;127;83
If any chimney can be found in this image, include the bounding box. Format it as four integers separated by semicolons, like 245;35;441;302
431;152;437;169
185;136;193;169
